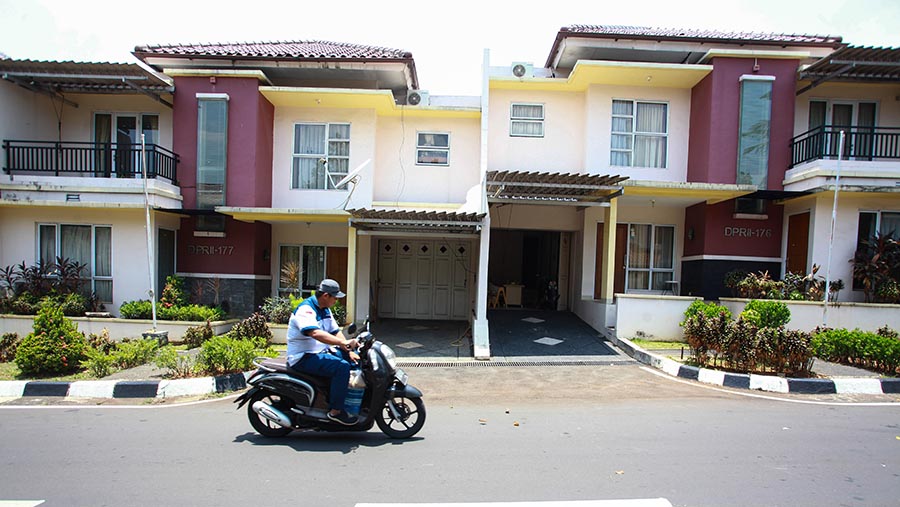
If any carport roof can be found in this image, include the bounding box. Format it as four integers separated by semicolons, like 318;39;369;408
348;208;485;233
798;45;900;94
486;170;627;207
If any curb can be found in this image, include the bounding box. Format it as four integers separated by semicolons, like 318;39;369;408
605;332;900;396
0;372;253;399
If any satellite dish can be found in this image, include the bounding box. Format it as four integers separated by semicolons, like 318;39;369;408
335;158;370;188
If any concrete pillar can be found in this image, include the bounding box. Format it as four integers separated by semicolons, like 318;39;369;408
346;225;357;324
599;199;618;303
473;215;491;359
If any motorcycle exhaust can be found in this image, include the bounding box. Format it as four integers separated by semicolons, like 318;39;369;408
251;401;291;428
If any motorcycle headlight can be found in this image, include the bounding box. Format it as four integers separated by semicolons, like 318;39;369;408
380;344;398;370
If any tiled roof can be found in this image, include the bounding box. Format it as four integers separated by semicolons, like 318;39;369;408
133;40;413;60
561;25;844;46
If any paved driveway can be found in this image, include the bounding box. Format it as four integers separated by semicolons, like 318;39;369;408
370;310;625;362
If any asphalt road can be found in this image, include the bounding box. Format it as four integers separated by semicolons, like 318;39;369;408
1;364;898;507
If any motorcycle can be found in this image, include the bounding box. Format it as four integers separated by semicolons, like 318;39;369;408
234;319;426;439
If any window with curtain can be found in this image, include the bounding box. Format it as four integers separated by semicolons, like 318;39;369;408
736;77;773;187
279;244;331;297
510;103;544;137
302;245;326;294
197;98;228;208
416;132;450;166
38;224;113;302
625;223;675;291
611;100;668;168
292;123;351;189
278;245;301;295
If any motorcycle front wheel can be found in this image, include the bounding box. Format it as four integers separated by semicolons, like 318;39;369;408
376;396;426;439
246;390;293;438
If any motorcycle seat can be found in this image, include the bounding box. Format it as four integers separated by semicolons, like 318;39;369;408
259;357;331;390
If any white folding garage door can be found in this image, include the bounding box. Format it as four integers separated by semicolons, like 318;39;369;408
376;239;471;320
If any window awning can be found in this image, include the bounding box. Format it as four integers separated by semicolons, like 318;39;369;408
798;45;900;94
486;170;627;207
0;59;174;108
348;208;485;233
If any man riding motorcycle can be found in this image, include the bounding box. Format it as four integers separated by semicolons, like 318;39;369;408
286;278;359;425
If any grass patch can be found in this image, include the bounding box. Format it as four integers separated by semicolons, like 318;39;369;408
0;361;95;381
630;338;689;350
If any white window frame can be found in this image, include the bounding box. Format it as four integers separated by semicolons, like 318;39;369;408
623;223;676;292
278;243;334;298
510;103;544;138
610;99;669;169
416;132;450;166
37;223;113;303
291;122;351;190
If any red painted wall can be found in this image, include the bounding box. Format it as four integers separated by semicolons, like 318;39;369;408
683;201;783;258
172;76;273;209
177;218;272;275
688;58;800;189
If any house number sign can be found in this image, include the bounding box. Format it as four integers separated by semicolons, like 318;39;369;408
187;245;235;255
724;227;772;238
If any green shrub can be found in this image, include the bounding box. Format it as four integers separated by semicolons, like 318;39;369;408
743;300;791;328
119;300;153;319
10;294;39;315
260;296;292;324
57;292;88;317
119;300;225;322
228;312;272;342
182;321;214;348
682;300;732;325
812;328;900;375
112;338;159;369
876;325;899;340
14;305;88;375
197;335;276;375
87;329;116;354
154;345;196;378
159;275;188;308
81;347;116;378
0;332;20;362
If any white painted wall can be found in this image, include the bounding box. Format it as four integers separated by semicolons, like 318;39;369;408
487;89;585;172
373;115;481;204
61;94;174;149
489;203;584;231
585;85;692;181
784;192;900;303
270;107;377;210
721;298;900;333
0;80;64;148
616;294;702;341
0;207;178;315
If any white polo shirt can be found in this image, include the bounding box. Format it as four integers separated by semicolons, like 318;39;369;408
286;296;340;366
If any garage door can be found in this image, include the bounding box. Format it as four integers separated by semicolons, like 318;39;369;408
377;239;471;320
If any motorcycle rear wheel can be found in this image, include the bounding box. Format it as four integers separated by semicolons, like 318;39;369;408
376;396;425;439
246;390;293;437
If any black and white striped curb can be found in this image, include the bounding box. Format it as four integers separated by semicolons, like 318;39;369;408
606;333;900;395
0;372;251;399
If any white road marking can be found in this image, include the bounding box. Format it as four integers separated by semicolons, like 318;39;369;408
640;366;900;407
356;500;673;507
0;501;45;506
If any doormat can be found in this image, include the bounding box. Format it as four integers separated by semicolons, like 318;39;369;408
534;337;563;346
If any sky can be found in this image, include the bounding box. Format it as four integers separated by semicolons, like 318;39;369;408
1;0;899;96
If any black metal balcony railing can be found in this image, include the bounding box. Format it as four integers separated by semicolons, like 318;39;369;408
2;140;179;184
790;125;900;168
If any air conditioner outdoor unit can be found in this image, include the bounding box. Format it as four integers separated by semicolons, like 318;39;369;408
406;89;429;106
511;62;534;78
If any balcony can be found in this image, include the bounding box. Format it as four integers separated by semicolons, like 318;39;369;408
3;140;179;184
790;125;900;168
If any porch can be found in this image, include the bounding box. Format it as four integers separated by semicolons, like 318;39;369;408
3;140;179;184
790;125;900;168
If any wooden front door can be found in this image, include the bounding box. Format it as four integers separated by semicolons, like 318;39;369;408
594;223;627;299
786;212;810;275
327;247;348;294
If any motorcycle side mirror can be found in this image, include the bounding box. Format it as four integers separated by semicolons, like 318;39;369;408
347;323;357;336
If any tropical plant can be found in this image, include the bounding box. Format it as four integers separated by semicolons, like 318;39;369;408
741;299;791;329
850;233;900;303
228;312;272;342
260;296;292;324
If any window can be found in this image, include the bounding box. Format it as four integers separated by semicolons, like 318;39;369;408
38;224;113;303
510;103;544;137
196;96;228;209
416;132;450;166
854;211;900;290
292;123;350;189
625;224;675;291
736;76;773;187
278;244;327;297
611;100;668;168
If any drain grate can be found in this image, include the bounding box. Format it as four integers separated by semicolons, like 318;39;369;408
398;360;634;368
